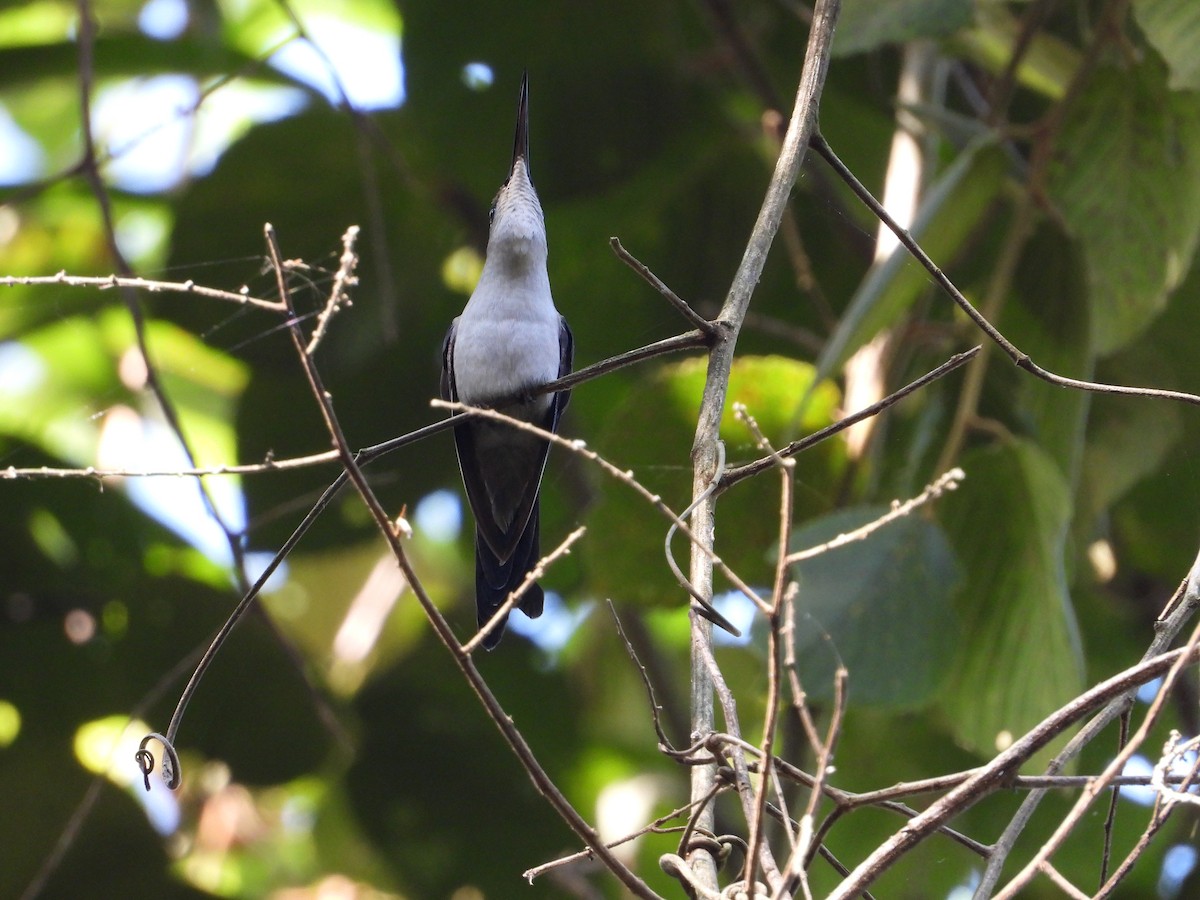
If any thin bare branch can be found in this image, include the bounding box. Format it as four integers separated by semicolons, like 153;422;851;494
609;237;717;336
784;468;965;564
608;601;678;752
992;623;1200;898
697;633;785;892
2;452;340;480
525;796;716;883
1038;862;1089;900
0;272;285;311
974;556;1200;897
686;4;841;890
663;440;753;631
734;404;796;895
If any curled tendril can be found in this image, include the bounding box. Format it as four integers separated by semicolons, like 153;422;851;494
135;732;181;792
662;440;744;637
713;833;745;868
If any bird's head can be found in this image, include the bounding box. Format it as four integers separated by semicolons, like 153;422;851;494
486;72;547;263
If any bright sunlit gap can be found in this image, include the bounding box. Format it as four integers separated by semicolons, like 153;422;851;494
92;76;309;194
1160;844;1199;898
332;554;409;668
0;700;21;748
945;869;980;900
268;17;404;109
0;104;44;184
462;62;494;91
712;590;757;646
0;2;406;190
138;0;189;40
0;341;46;395
413;489;463;542
510;592;593;654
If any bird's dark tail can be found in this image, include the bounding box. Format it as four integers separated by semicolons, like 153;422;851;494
474;505;544;650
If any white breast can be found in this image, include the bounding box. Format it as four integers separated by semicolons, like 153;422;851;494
453;275;561;411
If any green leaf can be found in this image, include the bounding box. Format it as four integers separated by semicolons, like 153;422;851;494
0;314;121;463
1048;60;1200;354
0;310;247;473
1079;399;1182;529
938;440;1084;764
1134;0;1200;90
1004;219;1094;481
834;0;973;56
959;4;1078;100
665;354;841;443
789;506;960;708
1096;259;1200;581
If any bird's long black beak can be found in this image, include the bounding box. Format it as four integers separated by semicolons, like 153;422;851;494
511;70;529;178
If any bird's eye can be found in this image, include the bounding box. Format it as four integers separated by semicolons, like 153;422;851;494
488;204;496;225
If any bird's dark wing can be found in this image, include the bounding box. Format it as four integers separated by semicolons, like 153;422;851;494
440;319;458;403
551;314;573;425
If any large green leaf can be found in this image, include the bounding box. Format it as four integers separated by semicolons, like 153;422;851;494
788;505;960;708
1134;0;1200;90
938;440;1084;764
1049;60;1200;354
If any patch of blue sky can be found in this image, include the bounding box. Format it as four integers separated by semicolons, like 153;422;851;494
0;342;46;396
462;62;494;91
1138;676;1163;704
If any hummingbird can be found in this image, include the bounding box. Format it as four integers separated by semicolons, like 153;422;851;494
441;73;573;649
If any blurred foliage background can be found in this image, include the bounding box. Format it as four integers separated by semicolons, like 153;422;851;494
3;0;1200;897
